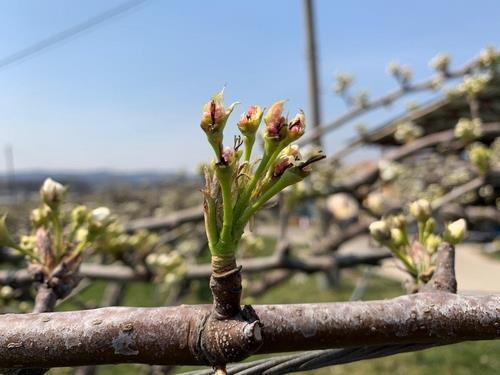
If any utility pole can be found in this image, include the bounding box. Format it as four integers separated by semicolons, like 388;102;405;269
302;0;322;147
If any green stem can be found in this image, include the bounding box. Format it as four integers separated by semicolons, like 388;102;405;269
72;240;88;257
390;246;418;277
204;196;219;253
12;244;40;263
235;171;300;234
233;151;271;220
207;133;223;160
417;221;425;244
214;167;234;255
52;209;63;259
261;140;290;175
243;135;255;163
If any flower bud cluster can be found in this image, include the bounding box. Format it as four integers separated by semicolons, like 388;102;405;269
457;74;489;99
333;73;353;94
429;53;451;73
467;142;492;174
394;121;423;144
1;178;165;289
479;46;500;68
387;61;412;86
369;198;467;284
454;118;483;142
146;250;187;290
200;90;325;257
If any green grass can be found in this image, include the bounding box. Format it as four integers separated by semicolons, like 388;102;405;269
49;270;500;375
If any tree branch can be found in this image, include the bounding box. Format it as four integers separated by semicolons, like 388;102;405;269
299;56;482;146
0;293;498;367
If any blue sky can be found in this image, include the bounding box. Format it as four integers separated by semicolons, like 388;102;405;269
0;0;499;172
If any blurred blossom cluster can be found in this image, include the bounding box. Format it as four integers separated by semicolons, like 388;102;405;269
394;121;424;144
454;118;483;142
370;198;466;286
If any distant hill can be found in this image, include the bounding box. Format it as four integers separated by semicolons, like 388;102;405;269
0;170;196;194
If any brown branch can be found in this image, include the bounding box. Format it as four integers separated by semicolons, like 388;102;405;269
420;243;457;293
299;56;481;146
73;282;127;375
32;284;58;313
0;293;498;367
0;251;390;287
340;123;499;193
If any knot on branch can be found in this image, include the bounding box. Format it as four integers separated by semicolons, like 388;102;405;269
420;242;457;293
193;305;262;366
190;260;263;367
30;260;82;302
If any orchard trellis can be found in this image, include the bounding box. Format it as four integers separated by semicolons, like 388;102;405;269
0;47;499;374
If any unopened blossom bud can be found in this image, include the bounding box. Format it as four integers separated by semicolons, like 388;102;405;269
287;111;306;142
424;217;436;235
20;235;36;252
0;285;13;299
40;178;66;209
426;234;442;254
18;301;31;313
200;88;238;134
390;228;406;248
468;142;491;173
399;66;412;82
394;121;423;144
387;61;400;76
355;90;369;108
333;73;353;94
264;100;288;140
429;53;450;72
71;205;89;227
388;214;406;229
237;105;263;136
276;150;325;188
220;146;237;167
387;62;411;83
409;199;432;222
479;46;499;68
455;118;482;142
30;206;51;228
457;74;489;99
90;207;111;226
369;220;391;243
272;145;301;177
444;218;467;245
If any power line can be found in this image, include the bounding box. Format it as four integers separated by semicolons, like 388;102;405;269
0;0;151;71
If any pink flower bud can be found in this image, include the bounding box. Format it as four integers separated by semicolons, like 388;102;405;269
272;145;302;177
264;100;288;139
287;111;305;141
200;89;238;134
237;105;263;135
221;146;236;166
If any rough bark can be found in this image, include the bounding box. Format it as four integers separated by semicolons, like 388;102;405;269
420;243;457;293
0;293;498;367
